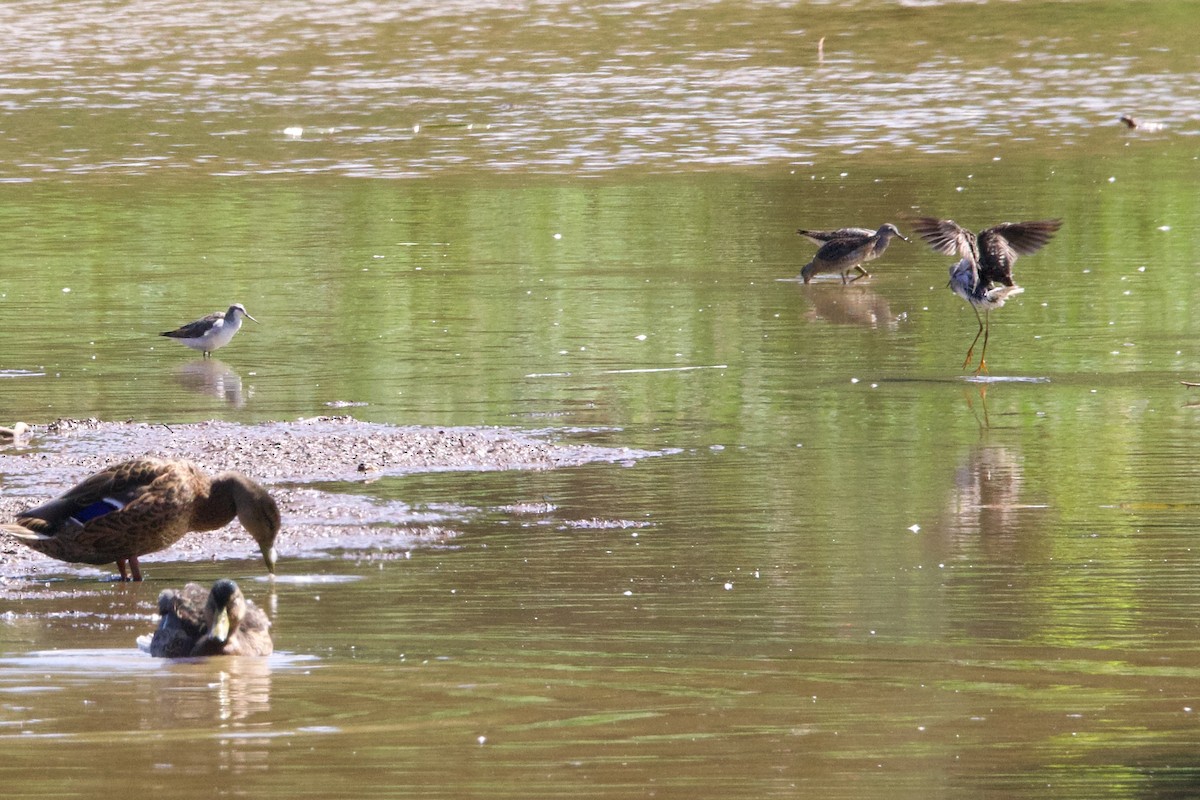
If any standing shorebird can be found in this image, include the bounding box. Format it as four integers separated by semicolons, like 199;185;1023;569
911;217;1062;374
797;223;908;284
161;303;258;357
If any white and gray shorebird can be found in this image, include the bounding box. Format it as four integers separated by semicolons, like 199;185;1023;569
911;217;1062;374
160;303;258;357
797;223;908;284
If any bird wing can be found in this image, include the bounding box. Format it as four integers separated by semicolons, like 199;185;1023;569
17;459;168;534
797;227;875;245
980;220;1062;256
911;217;976;258
814;236;868;260
161;311;224;339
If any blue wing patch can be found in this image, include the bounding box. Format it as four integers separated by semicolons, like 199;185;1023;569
68;497;126;526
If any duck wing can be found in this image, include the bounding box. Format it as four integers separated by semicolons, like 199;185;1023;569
17;459;176;536
911;217;977;258
150;583;211;658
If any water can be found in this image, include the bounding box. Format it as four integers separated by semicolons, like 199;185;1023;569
4;0;1200;797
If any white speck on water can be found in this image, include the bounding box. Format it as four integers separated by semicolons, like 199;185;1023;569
840;172;848;177
635;334;647;341
955;186;963;192
553;233;562;240
283;126;303;138
477;736;487;745
1137;266;1146;272
724;582;733;591
908;524;921;533
850;377;859;384
623;590;633;596
1108;176;1116;183
870;383;878;389
1159;226;1171;231
62;287;71;293
710;444;724;451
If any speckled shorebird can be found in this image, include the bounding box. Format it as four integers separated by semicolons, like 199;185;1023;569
797;223;908;284
911;217;1062;374
0;457;280;581
161;303;258;357
145;579;273;657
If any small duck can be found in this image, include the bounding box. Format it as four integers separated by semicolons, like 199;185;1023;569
798;223;908;284
146;579;273;657
1;457;280;581
161;303;258;357
911;217;1062;374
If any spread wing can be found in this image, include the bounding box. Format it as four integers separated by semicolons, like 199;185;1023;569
911;217;976;258
980;220;1062;256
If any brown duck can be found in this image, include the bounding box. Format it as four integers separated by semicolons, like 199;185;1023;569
1;457;280;581
147;579;273;657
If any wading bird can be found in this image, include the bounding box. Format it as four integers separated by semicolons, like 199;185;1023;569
146;579;273;657
911;217;1062;374
797;223;908;284
1;457;280;581
161;303;258;357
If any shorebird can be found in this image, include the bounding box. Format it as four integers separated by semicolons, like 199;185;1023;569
911;217;1062;374
1120;114;1164;132
797;223;908;284
145;579;273;657
1;457;280;581
161;303;258;357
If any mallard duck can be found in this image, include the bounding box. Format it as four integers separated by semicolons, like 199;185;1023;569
1;457;280;581
161;304;258;357
911;217;1062;374
798;223;908;284
147;579;273;657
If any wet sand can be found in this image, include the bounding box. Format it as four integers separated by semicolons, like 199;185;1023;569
0;417;662;581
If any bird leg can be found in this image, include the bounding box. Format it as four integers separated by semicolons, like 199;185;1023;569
962;306;985;370
115;557;144;582
974;312;991;375
848;265;870;283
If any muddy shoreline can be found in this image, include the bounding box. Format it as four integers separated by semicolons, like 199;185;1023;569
1;417;662;581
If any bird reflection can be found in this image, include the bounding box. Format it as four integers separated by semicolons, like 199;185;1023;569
175;358;246;407
946;444;1027;539
801;284;900;330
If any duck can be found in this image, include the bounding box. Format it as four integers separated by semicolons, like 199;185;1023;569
1;457;280;581
798;223;908;284
161;303;258;357
910;217;1062;374
146;579;273;657
1119;114;1164;132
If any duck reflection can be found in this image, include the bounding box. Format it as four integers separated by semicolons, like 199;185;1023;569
175;358;246;407
801;284;899;330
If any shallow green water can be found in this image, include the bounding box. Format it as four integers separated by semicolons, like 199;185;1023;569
4;1;1200;798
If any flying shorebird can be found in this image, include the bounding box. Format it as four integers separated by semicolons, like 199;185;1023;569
911;217;1062;374
161;303;258;357
797;223;908;284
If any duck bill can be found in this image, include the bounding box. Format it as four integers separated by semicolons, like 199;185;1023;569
211;608;231;643
261;544;278;575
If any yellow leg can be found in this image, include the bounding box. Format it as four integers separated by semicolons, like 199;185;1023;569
963;306;985;370
848;265;870;283
974;311;991;375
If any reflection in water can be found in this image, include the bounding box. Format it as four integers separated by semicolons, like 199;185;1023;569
946;443;1028;539
174;359;246;407
800;284;899;330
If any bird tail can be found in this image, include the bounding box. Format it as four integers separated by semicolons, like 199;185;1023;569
0;523;52;542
